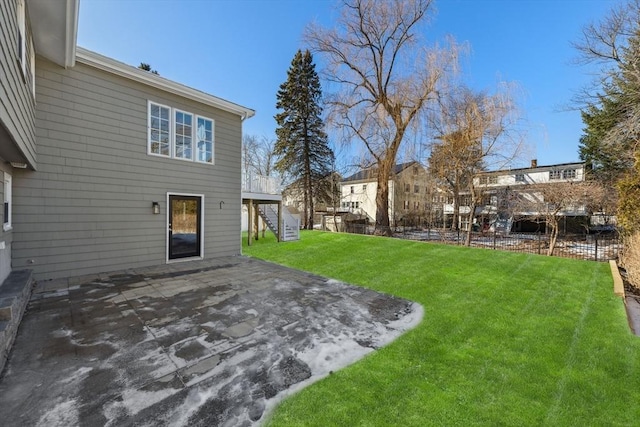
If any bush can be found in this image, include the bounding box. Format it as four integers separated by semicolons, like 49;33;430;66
621;231;640;290
617;153;640;233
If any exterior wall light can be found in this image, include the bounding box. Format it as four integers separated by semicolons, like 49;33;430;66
152;201;160;214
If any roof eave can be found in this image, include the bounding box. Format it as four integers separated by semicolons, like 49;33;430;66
28;0;79;68
75;47;255;120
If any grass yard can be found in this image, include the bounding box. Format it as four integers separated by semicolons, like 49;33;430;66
243;231;640;426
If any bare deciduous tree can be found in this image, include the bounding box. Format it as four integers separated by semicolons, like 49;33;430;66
514;181;607;256
242;134;277;178
572;0;638;91
428;85;524;245
305;0;460;236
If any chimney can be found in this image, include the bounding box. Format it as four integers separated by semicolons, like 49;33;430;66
531;159;538;168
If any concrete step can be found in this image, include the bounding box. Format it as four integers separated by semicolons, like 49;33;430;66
0;270;34;375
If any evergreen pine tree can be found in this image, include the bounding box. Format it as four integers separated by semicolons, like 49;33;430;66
274;50;334;229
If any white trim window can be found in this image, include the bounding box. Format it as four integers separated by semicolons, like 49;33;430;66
175;110;193;160
30;38;35;97
17;0;27;78
3;174;12;232
148;101;171;157
148;102;215;164
196;116;214;164
549;170;561;180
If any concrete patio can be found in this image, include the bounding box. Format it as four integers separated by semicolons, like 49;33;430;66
0;256;421;426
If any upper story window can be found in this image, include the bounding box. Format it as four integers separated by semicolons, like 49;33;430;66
350;186;354;194
563;169;576;179
362;184;367;191
17;0;26;78
148;101;215;164
515;173;525;182
149;102;171;157
404;183;410;192
29;38;35;97
479;176;488;185
549;170;562;180
488;176;498;184
414;184;419;193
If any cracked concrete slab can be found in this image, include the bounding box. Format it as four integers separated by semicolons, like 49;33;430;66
0;256;422;426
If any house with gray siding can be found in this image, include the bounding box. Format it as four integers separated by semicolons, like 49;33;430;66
1;0;254;283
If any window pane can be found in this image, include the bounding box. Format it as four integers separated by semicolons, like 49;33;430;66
175;111;193;160
196;117;214;163
149;103;171;157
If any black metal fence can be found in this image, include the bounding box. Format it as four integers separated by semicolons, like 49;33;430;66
339;223;620;262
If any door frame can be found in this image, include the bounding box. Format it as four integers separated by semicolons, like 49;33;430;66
166;192;205;263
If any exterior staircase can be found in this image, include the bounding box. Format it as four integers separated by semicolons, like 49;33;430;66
257;204;300;241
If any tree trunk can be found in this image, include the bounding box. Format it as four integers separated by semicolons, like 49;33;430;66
547;221;559;256
303;182;310;230
374;161;392;236
308;184;315;230
303;129;314;230
452;198;459;231
451;179;460;231
465;200;477;246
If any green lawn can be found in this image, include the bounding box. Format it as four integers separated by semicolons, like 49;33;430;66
243;231;640;426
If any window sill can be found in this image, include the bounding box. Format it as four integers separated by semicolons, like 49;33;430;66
3;224;12;232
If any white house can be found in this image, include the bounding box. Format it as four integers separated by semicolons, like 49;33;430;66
469;160;588;232
340;162;432;226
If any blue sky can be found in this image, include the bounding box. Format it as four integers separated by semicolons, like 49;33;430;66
77;0;619;170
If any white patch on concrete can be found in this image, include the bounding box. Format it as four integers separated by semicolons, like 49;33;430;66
59;366;93;384
261;302;424;425
36;399;79;427
103;387;178;420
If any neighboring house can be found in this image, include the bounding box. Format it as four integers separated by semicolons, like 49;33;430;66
282;172;341;228
1;0;255;281
464;160;588;232
340;162;432;226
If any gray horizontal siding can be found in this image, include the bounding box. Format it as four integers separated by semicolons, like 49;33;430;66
13;57;245;280
0;0;36;167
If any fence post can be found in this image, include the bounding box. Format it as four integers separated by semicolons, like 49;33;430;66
594;236;598;262
493;229;497;250
537;231;541;255
457;229;460;245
